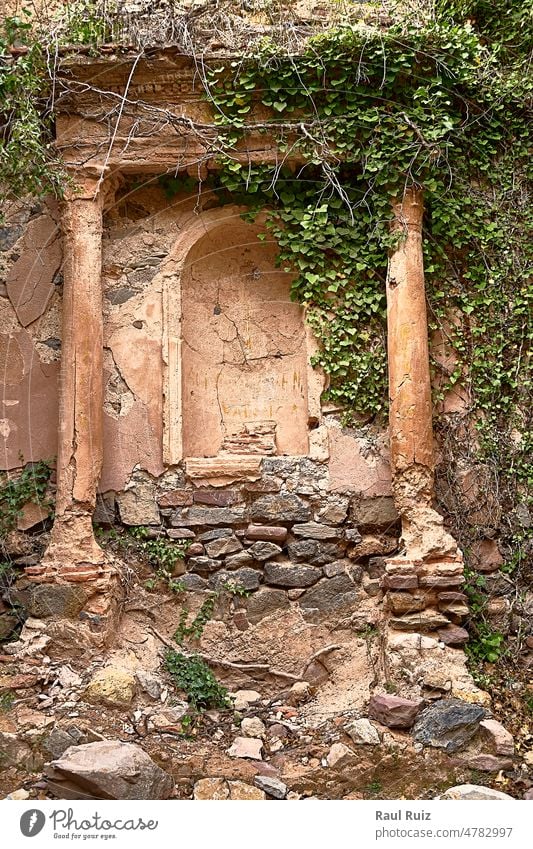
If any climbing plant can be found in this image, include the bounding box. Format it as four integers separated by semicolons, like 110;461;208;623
205;10;531;442
0;460;53;540
0;10;64;205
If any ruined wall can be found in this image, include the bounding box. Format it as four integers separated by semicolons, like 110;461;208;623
0;180;405;662
94;182;402;642
0;200;61;474
1;181;522;658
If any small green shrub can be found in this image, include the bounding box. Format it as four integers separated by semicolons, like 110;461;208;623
221;580;251;598
0;691;15;712
164;650;230;710
128;525;189;570
366;778;383;797
465;624;506;664
173;594;217;645
0;460;53;539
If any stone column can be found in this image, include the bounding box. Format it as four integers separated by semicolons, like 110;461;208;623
383;187;465;635
29;175;108;583
386;188;433;508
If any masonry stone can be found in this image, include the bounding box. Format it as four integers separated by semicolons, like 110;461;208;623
263;562;322;588
247;541;283;561
250;494;310;522
245;588;290;624
171;507;247;526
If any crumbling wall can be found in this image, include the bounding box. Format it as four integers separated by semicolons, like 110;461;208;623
1;181;526;667
0;200;61;472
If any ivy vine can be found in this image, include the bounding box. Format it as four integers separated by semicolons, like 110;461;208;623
197;3;531;515
0;10;64;205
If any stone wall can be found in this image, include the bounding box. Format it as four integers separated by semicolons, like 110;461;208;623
1;181;477;646
0;200;61;471
109;457;401;630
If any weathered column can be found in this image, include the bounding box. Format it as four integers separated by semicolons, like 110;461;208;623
383;187;465;635
29;175;108;583
386;188;433;514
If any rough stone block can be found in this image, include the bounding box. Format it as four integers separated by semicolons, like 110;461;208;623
351;496;399;529
225;551;257;570
170;507;246;527
437;626;469;646
263;561;322;588
389;610;450;631
188;557;220;574
287;539;318;561
412;698;486;752
209;568;261;591
292;522;340;540
245;524;288;543
26;584;88;619
247;541;283;561
250;494;310;523
388;592;427;614
245;589;290;624
298;574;360;616
157;490;193;507
315;495;349;525
368;693;423;729
205;536;242;558
46;741;174;800
382;574;418;590
181;573;208;591
117;484;160;525
192;489;240;506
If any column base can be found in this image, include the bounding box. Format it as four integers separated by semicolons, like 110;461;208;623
19;513;125;658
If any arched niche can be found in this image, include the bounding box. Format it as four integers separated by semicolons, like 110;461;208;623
159;206;323;465
181;218;309;457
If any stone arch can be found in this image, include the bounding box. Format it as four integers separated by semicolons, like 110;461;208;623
159;205;321;463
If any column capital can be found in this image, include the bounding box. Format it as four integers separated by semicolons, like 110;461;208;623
63;166;120;207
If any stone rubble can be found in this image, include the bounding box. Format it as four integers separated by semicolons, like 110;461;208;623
45;741;174;800
368;694;424;729
412;699;486;752
227;736;263;760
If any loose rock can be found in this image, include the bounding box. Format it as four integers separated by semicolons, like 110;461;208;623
193;778;229;800
228;781;266;800
233;690;262;710
464;754;513;772
412;698;486;753
84;667;136;708
326;742;357;769
45;741;174;800
345;718;381;746
480;719;514;756
438;784;515;801
254;775;288;799
135;670;163;700
241;716;266;738
368;693;423;729
227;736;263;760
